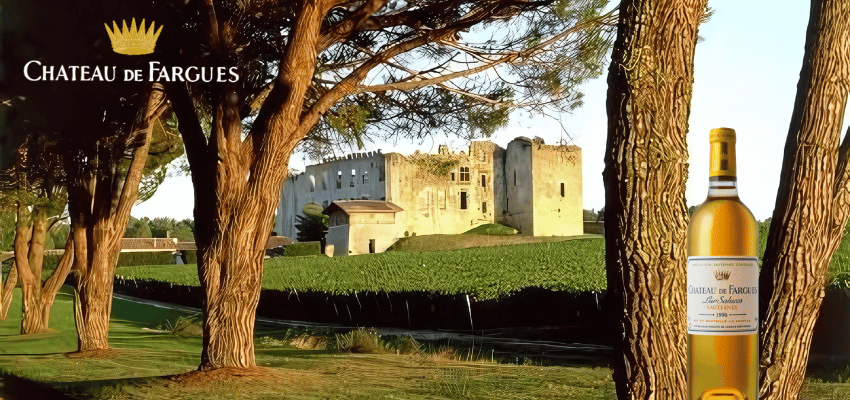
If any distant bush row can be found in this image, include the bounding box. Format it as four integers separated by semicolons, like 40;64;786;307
125;216;195;241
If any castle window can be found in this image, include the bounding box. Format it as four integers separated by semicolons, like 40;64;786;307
514;170;517;186
322;179;327;191
460;191;468;210
460;167;470;182
379;166;385;182
337;171;342;189
451;172;455;181
560;183;565;197
351;169;356;187
482;202;487;213
363;171;369;184
481;174;487;188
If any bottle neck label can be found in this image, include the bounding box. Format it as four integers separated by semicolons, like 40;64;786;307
687;256;758;336
709;141;737;178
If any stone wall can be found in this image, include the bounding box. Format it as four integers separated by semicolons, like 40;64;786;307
384;143;498;237
504;138;534;234
531;143;583;236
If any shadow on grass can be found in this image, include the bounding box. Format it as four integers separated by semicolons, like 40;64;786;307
0;372;73;400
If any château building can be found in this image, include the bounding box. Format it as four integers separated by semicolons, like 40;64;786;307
275;137;582;256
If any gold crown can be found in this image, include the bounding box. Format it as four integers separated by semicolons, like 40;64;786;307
104;18;162;55
714;270;731;281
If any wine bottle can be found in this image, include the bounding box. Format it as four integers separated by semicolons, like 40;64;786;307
687;127;758;400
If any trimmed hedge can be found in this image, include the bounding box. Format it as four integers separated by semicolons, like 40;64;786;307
117;252;175;267
284;241;322;257
182;250;198;264
3;251;175;285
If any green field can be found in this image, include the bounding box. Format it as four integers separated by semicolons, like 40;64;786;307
117;237;607;300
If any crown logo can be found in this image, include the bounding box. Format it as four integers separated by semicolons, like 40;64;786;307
714;269;731;280
104;18;162;55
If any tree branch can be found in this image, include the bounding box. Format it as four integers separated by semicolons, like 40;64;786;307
114;84;168;227
317;0;389;53
297;1;527;136
166;82;210;182
42;237;74;302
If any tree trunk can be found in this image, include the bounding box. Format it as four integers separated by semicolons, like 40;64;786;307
168;1;325;370
14;205;76;334
67;84;166;352
194;108;297;369
603;0;706;399
199;243;265;368
75;256;115;350
16;206;47;334
0;262;17;320
758;1;850;398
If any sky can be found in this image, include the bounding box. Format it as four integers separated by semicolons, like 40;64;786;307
133;0;850;223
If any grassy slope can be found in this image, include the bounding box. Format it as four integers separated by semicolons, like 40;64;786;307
0;288;618;399
463;223;519;235
118;238;607;300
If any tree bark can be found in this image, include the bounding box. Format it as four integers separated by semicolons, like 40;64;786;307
758;1;850;398
603;0;706;399
0;261;17;320
75;255;116;350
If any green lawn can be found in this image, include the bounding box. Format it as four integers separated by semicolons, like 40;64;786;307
1;288;849;399
117;237;607;300
0;288;618;399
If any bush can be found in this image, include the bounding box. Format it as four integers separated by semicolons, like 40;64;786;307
284;241;322;257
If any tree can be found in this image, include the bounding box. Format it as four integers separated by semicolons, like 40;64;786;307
0;210;16;320
0;135;74;334
65;85;168;351
125;217;153;238
157;0;615;370
602;0;707;398
604;0;850;398
757;1;850;398
148;217;195;241
295;203;328;244
2;0;181;350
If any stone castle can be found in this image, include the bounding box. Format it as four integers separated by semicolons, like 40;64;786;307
275;137;582;256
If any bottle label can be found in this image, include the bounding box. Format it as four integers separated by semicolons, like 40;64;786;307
687;256;758;336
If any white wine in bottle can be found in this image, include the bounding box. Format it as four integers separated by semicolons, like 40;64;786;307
687;127;758;400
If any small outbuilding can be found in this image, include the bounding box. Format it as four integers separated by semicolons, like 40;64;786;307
323;200;404;256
